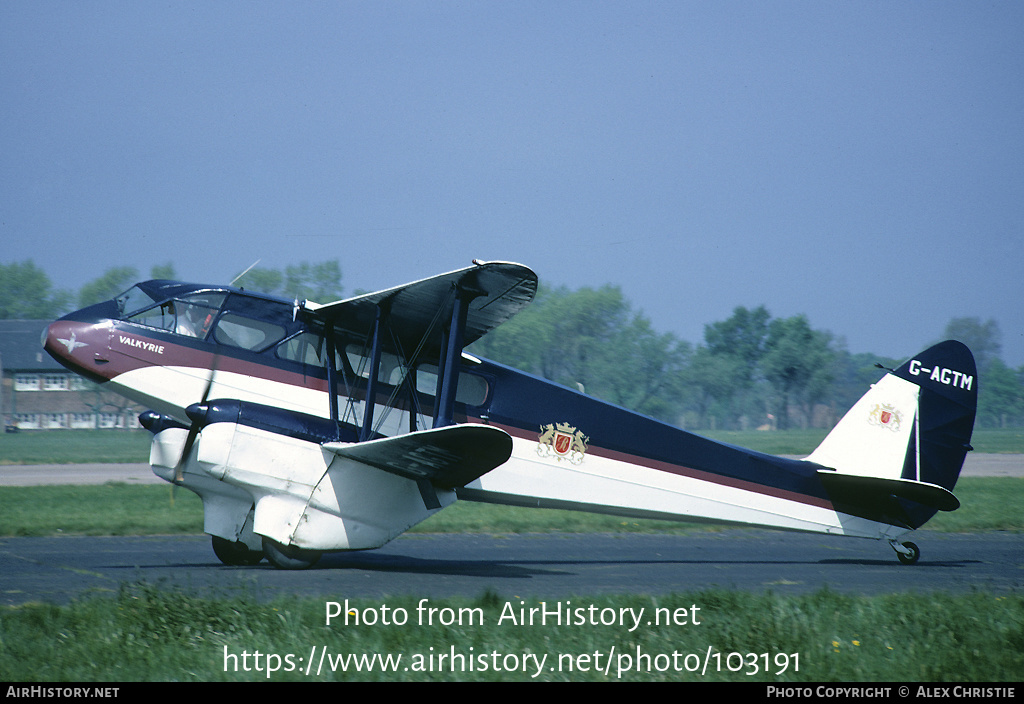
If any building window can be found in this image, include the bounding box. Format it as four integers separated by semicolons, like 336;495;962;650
15;414;39;429
43;375;70;391
43;413;66;429
15;375;40;391
70;413;95;429
98;413;116;428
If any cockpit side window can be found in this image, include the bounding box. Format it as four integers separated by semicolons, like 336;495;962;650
172;296;224;338
125;302;176;332
125;292;226;340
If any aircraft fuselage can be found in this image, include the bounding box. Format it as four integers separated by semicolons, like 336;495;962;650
43;274;967;563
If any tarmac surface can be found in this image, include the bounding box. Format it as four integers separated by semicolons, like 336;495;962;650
1;530;1021;606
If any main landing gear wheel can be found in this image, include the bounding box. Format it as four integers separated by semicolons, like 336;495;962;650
211;535;264;566
892;540;920;565
262;537;322;570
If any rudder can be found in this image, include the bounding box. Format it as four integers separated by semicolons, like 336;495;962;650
890;339;977;492
806;341;977;525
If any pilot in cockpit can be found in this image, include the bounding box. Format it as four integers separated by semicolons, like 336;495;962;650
170;302;215;338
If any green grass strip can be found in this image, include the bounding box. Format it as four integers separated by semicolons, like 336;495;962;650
0;477;1020;537
1;584;1020;681
2;428;1023;465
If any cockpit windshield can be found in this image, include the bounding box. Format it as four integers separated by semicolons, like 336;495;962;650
115;285;159;318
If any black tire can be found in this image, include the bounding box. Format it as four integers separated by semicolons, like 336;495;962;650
211;535;264;566
896;541;920;565
262;537;322;570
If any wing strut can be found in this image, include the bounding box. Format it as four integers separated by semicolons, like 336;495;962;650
324;320;341;440
434;284;481;428
359;303;387;441
298;262;538;440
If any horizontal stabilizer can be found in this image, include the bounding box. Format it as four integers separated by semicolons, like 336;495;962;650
817;469;960;512
323;424;513;489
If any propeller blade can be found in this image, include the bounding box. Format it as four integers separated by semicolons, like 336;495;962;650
199;358;218;405
174;424;200;483
174;359;219;483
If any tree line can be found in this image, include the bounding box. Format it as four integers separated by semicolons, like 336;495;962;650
0;260;344;318
3;259;1021;429
469;284;1022;431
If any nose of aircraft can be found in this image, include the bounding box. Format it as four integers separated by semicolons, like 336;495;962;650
42;318;108;380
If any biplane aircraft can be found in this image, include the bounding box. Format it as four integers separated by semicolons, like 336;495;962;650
43;261;977;569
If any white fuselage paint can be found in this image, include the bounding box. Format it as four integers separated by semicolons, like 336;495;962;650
153;421;455;551
462;437;906;542
124;364;904;551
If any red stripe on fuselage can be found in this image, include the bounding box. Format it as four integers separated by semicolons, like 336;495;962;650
51;320;835;514
476;419;836;512
49;320;334;399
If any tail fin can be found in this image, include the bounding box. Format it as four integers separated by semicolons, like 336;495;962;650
806;341;977;524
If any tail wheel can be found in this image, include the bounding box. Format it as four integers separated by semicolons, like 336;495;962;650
894;541;920;565
262;537;322;570
211;535;264;566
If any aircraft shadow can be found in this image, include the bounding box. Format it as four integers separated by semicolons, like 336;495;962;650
817;558;977;568
98;554;978;576
296;552;979;575
302;551;569;579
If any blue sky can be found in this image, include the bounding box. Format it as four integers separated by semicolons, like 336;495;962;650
3;2;1022;364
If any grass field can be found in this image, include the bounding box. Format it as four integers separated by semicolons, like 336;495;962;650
2;427;1023;465
0;584;1020;682
0;476;1022;538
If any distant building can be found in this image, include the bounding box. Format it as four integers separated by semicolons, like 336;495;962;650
0;320;142;431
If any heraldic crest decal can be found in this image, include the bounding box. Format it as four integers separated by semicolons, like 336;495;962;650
537;422;589;464
868;402;904;432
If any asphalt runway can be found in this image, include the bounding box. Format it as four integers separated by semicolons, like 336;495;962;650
1;529;1021;607
0;456;1020;606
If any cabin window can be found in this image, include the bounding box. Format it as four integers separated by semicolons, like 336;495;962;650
277;332;325;367
345;345;408;386
339;344;488;406
214;313;286;352
415;364;489;407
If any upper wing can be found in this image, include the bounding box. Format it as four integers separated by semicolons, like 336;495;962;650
301;260;537;354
